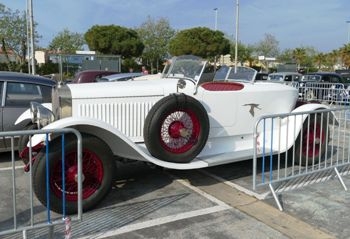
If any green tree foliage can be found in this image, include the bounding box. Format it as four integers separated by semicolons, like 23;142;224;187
49;28;85;54
292;47;307;70
37;62;59;76
168;27;230;59
84;25;144;57
312;52;325;70
137;16;175;73
0;3;40;71
277;49;294;63
339;44;350;69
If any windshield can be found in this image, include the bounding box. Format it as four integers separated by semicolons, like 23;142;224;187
214;65;257;82
162;55;257;84
164;55;208;81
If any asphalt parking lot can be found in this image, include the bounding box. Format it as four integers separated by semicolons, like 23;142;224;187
1;153;350;239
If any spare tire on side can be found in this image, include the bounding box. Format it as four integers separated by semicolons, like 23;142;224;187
143;94;209;163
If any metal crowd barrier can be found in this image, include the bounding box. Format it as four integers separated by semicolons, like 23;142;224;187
253;107;350;211
295;82;350;105
0;128;82;239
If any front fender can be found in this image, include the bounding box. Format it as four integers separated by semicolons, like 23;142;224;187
28;117;210;170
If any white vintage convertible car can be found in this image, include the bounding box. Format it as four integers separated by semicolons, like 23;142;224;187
17;55;331;214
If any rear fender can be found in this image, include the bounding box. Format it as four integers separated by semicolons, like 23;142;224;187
257;103;337;153
292;103;338;125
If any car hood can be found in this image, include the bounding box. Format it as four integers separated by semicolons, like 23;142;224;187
67;78;182;99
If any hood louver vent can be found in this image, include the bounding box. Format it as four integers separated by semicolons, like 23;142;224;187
78;101;155;140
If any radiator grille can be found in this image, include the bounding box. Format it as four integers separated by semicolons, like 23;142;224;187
78;101;155;138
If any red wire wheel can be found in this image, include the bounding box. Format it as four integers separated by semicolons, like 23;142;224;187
144;94;209;163
295;114;328;165
50;149;104;201
160;109;201;154
32;134;116;214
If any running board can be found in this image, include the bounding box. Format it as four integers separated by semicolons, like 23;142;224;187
136;144;276;170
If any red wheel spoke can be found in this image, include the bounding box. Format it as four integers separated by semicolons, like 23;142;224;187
50;149;104;201
160;109;200;154
302;122;326;158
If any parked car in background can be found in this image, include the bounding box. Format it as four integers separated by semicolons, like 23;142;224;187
71;70;119;83
96;72;143;82
301;72;346;84
267;72;302;84
0;71;56;152
335;69;350;82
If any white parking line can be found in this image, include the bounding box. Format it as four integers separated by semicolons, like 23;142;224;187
79;172;232;239
88;205;230;239
0;165;24;171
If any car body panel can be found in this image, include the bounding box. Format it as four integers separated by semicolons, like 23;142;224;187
27;101;330;170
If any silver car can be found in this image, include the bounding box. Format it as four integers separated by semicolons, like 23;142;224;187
0;71;56;152
267;72;302;83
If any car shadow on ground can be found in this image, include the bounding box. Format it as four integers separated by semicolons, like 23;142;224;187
96;160;175;210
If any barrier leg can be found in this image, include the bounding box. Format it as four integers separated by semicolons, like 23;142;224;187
269;183;283;211
334;167;348;191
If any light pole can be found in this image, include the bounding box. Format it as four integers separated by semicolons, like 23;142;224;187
214;8;218;30
27;0;35;75
234;0;239;73
26;0;30;74
347;20;350;44
213;8;218;69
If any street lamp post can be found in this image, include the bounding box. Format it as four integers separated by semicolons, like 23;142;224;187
27;0;35;75
347;20;350;44
214;8;218;30
234;0;239;73
213;8;218;70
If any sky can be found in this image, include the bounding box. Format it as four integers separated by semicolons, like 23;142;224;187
2;0;350;53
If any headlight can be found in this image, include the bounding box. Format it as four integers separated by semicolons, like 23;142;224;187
37;105;55;127
29;102;54;128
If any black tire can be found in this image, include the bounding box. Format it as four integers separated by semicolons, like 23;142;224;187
18;124;37;164
32;134;116;214
144;94;209;163
294;114;328;166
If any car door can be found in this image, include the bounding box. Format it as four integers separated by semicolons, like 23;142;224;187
3;81;43;132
